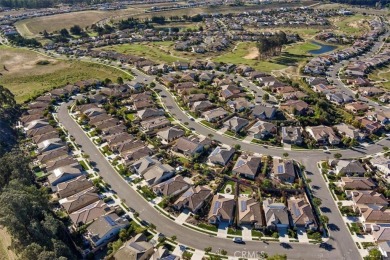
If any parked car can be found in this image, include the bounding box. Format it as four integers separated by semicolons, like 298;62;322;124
233;237;244;244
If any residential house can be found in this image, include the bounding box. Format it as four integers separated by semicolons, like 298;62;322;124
60;191;100;214
208;194;236;224
203;108;228;122
263;198;290;230
153;175;190;197
281;126;303;145
367;110;390;125
38;147;68;165
85;213;129;247
37;138;64;153
371;225;390;243
287;197;317;230
184;93;207;106
56;175;95;198
208;146;235;166
345;102;369;114
140;116;171;132
48;165;83;187
157;126;185;144
306;125;340;145
137;108;164;120
45;156;78;172
191;100;214;113
358;117;383;134
350;190;388;213
172;136;209;157
273;158;295;183
362;208;390;224
25;120;49;131
173;185;212;213
370;155;390;177
326;92;354;105
280;100;309;116
237;197;263;228
232;155;261;179
113;233;154;260
70;200;113;228
223;116;249;133
142;163;175;186
251;105;277;120
227;97;254;112
249;120;277;139
330;159;366;177
339;177;376;190
334;123;366;141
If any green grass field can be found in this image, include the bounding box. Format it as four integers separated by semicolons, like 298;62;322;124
284;42;320;56
0;46;129;103
334;14;369;35
100;42;189;64
369;67;390;90
213;42;312;73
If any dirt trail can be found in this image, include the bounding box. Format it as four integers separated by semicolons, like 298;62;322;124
0;227;16;260
244;47;259;60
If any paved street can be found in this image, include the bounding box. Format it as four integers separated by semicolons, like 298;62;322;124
58;101;348;259
52;34;390;260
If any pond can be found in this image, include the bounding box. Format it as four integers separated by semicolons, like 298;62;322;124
308;41;337;55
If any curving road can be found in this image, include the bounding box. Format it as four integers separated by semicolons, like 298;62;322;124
58;102;343;259
54;45;390;260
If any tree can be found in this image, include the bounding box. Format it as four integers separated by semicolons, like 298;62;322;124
171;235;177;241
220;249;227;255
70;25;82;35
283;152;289;158
263;93;270;101
234;144;241;150
364;248;382;260
312;197;322;207
320;215;329;225
117;77;124;84
204;247;212;253
334;153;342;159
59;28;70;38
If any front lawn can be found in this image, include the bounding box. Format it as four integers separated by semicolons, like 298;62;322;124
198;223;218;232
228;228;242;236
79;160;90;171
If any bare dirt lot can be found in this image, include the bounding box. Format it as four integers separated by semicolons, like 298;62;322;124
0;228;16;260
15;9;137;37
0;46;128;103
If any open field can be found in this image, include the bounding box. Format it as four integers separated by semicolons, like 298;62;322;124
124;1;317;21
0;228;16;260
369;67;390;90
284;41;320;56
213;41;316;73
317;3;390;16
0;46;129;103
15;8;138;37
331;14;370;35
100;42;189;63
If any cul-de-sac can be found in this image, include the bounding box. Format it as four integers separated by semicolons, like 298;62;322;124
0;0;390;260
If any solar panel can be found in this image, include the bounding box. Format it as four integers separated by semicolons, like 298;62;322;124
211;147;221;156
278;165;284;174
213;201;221;214
129;242;146;252
236;159;245;168
241;200;247;212
182;189;194;198
104;215;116;226
292;203;301;217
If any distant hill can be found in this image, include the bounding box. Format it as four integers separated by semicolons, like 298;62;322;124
0;0;119;9
330;0;389;6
